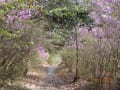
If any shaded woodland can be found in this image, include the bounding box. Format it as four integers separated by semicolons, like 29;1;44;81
0;0;120;90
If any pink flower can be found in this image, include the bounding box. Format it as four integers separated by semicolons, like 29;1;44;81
89;12;103;24
92;27;104;38
105;0;120;5
17;9;31;20
7;15;15;23
0;0;5;3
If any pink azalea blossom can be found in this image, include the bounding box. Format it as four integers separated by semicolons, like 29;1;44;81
18;9;31;20
0;0;5;3
89;12;103;24
92;27;104;39
7;15;16;23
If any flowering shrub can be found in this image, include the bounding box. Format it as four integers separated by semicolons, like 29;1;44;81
0;0;42;82
90;0;120;38
73;0;120;85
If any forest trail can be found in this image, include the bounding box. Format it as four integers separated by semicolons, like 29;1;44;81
20;65;65;90
19;64;88;90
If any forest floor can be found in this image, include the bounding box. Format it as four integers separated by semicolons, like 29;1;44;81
18;64;89;90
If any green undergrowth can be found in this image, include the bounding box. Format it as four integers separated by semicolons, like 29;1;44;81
0;85;29;90
47;53;61;65
28;52;47;76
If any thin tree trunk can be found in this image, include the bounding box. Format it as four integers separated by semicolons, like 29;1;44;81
73;25;79;82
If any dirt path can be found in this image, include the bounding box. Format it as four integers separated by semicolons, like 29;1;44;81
46;66;63;87
19;65;88;90
21;65;65;90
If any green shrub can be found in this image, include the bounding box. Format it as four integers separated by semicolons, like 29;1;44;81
47;53;61;65
0;60;27;82
61;47;76;72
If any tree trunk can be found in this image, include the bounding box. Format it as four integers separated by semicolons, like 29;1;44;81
73;25;79;82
